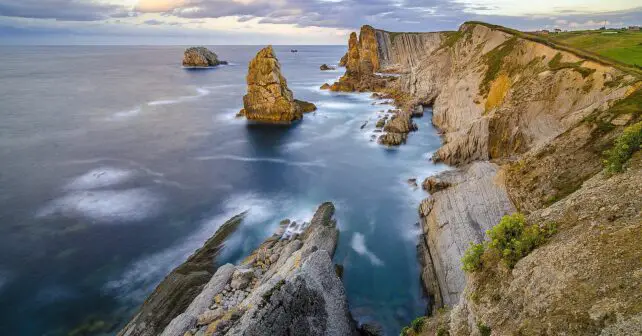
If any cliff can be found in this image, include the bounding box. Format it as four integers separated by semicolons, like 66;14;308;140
119;203;359;336
183;47;228;67
239;46;316;124
335;22;642;335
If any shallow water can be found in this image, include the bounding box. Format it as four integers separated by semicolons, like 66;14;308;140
0;45;446;335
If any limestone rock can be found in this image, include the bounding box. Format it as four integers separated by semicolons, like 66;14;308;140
422;176;451;194
338;52;348;67
377;132;406;146
230;269;255;290
320;83;331;90
183;47;227;67
240;46;315;123
383;113;417;133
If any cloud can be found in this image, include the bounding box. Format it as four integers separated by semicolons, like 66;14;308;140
0;0;130;21
136;0;187;13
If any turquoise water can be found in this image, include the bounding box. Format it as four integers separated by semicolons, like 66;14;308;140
0;45;446;335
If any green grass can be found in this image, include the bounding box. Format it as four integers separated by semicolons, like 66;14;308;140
604;121;642;174
479;37;518;95
463;21;642;78
549;30;642;68
547;52;596;78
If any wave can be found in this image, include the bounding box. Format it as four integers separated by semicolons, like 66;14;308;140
351;233;384;266
147;87;209;106
63;167;135;191
37;188;165;223
195;154;326;168
111;107;142;119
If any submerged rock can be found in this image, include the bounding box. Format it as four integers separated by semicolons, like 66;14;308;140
183;47;227;67
239;46;316;123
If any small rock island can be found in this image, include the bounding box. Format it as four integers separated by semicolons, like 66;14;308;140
238;46;316;124
183;47;228;67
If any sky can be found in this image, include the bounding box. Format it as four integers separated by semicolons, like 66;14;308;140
0;0;641;45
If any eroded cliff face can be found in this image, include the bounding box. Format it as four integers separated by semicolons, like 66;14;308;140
121;203;358;336
239;46;316;124
333;22;641;335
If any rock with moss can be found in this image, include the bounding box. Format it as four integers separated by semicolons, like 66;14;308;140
183;47;227;67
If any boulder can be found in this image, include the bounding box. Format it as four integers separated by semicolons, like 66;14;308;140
378;132;407;146
384;113;417;133
239;46;315;123
320;64;336;71
422;177;452;193
376;118;386;128
183;47;227;67
230;269;255;290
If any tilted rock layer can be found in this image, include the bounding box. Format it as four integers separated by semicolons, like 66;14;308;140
183;47;228;67
336;22;642;335
120;202;358;336
240;46;316;123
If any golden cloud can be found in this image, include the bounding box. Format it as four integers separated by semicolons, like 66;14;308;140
136;0;186;12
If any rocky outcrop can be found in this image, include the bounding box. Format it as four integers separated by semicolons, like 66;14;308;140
131;202;357;336
239;46;316;123
183;47;228;67
118;213;246;336
320;64;335;71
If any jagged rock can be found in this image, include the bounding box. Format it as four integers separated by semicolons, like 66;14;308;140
338;52;348;67
230;269;255;290
117;214;245;336
320;64;336;71
320;83;331;90
197;309;224;326
418;198;434;218
383;113;417;133
183;47;227;67
422;177;451;193
410;105;424;117
375;118;386;128
407;178;418;188
359;323;384;336
239;46;315;123
377;132;406;146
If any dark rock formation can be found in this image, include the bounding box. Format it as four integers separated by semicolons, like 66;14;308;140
239;46;316;123
134;202;358;336
117;213;246;336
183;47;227;67
320;64;336;71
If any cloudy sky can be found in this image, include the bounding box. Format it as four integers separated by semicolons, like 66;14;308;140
0;0;641;44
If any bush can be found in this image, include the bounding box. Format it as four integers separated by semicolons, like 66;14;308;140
477;322;492;336
461;242;485;272
604;121;642;173
462;213;557;272
411;317;427;332
487;214;556;268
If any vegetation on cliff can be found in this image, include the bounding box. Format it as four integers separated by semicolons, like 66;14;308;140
604;121;642;173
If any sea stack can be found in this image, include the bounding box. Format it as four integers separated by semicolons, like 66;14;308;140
182;47;227;67
239;46;316;123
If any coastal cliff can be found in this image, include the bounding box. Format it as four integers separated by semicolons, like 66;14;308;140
336;22;642;335
119;203;358;336
239;46;316;124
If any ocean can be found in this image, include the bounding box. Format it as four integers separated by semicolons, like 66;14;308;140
0;45;446;335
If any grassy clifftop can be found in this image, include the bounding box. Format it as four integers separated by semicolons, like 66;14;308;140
464;21;642;78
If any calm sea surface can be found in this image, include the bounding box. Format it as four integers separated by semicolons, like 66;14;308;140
0;45;446;335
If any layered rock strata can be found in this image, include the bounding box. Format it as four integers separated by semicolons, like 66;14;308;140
183;47;228;67
239;46;316;123
118;213;246;336
121;202;358;336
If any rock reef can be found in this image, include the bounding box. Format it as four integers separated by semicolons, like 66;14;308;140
239;46;316;123
120;203;358;336
183;47;228;67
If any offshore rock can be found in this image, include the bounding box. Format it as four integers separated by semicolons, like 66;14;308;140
377;132;407;146
183;47;227;67
320;64;335;71
239;46;316;123
117;213;245;336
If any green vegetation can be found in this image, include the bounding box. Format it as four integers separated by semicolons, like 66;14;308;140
461;242;485;272
479;37;518;95
462;213;557;271
547;52;596;78
464;21;642;78
412;317;427;332
477;322;492;336
607;87;642;119
549;30;642;68
604;121;642;173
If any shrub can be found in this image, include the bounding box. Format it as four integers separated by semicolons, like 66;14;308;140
604;121;642;173
400;326;411;336
411;317;427;332
477;322;492;336
487;214;556;268
461;242;485;272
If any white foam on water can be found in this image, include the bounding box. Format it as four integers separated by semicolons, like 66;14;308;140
282;141;311;152
104;192;279;301
195;154;326;168
63;167;135;191
37;188;164;223
147;87;211;107
351;233;384;266
318;101;358;110
111;107;142;119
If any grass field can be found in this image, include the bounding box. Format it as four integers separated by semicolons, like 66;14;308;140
548;30;642;68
